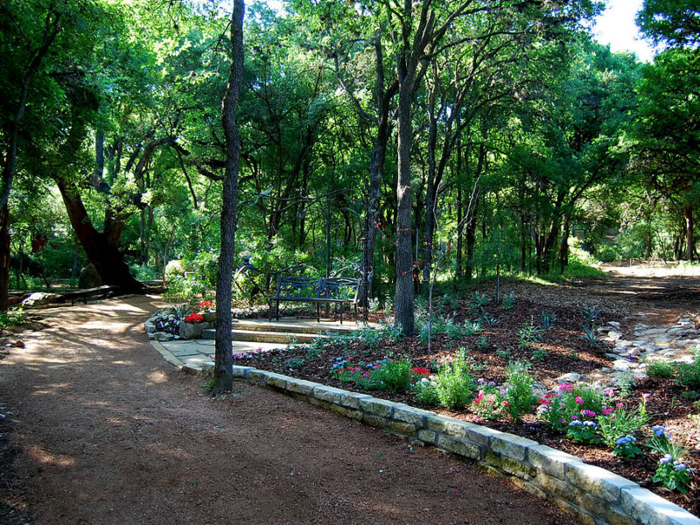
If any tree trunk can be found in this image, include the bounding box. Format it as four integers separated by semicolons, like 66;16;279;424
395;77;415;336
685;204;694;262
559;216;570;274
0;204;10;312
56;180;144;293
213;0;245;395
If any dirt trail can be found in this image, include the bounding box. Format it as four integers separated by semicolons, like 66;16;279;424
0;295;570;525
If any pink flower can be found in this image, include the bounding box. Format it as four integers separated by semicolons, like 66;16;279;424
642;393;651;399
575;397;584;404
616;403;624;408
603;408;614;415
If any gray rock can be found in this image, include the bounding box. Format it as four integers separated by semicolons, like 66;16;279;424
613;360;632;372
606;330;624;341
78;263;102;289
607;321;621;329
145;322;156;334
21;292;60;308
556;372;581;384
178;321;210;340
153;332;174;342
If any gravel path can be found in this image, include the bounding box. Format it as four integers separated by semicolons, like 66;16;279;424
0;295;571;525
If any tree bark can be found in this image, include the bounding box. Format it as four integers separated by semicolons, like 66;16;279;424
0;204;10;312
213;0;245;395
56;180;144;293
685;204;694;262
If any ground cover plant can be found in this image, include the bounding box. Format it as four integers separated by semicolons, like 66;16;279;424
228;285;700;515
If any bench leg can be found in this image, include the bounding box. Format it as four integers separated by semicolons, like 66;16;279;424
316;303;320;322
340;303;343;325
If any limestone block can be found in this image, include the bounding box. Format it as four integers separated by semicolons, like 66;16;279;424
358;398;396;418
463;424;505;447
340;392;372;409
231;365;254;378
527;444;582;479
262;372;288;389
392;403;432;427
621;487;700;525
490;433;539;462
285;377;316;396
312;385;346;405
565;462;639;503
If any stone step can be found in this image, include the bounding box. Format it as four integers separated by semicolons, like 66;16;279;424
202;328;330;345
231;318;361;336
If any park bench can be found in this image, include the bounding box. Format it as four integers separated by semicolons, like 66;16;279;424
268;276;360;324
59;285;120;305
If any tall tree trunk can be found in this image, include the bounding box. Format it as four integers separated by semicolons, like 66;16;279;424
0;204;10;312
559;216;570;274
685;204;694;262
213;0;245;395
395;77;416;336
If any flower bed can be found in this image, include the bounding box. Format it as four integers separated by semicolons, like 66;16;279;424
227;298;700;514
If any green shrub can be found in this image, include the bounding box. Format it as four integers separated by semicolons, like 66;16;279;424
412;349;474;408
647;361;675;379
597;398;648;447
503;361;537;423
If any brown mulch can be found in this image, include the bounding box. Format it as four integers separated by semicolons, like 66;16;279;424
0;296;573;525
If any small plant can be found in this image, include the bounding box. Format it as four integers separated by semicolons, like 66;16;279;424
673;350;700;389
502;291;515;310
581;305;601;325
462;321;483;336
471;291;489;307
597;398;648;447
480;308;499;327
0;307;26;329
653;455;692;494
495;347;511;360
476;335;489;350
581;325;599;348
531;349;548;362
204;379;215;391
646;361;675;379
540;311;557;330
503;361;537;423
613;435;642;460
567;420;599;443
616;371;635;398
285;356;306;369
471;381;506;419
536;384;605;433
518;321;543;348
412;349;474;409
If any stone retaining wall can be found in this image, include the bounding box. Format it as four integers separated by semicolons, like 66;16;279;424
204;364;699;525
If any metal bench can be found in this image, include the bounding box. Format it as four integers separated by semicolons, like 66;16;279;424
268;276;359;324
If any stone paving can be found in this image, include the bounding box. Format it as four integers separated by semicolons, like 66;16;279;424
556;312;700;389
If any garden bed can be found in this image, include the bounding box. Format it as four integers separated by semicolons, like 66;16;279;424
229;295;700;515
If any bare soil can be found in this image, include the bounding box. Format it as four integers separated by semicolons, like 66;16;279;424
0;295;571;525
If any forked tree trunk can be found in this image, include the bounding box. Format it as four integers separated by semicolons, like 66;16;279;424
684;204;694;262
56;180;144;293
212;0;245;395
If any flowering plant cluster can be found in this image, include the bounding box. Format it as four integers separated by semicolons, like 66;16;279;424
199;300;214;311
613;435;642;459
653;454;692;494
184;312;204;324
536;384;605;433
567;420;599;443
330;357;415;393
471;380;506;419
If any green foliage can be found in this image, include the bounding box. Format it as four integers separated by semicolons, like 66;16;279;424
0;308;26;329
654;456;692;494
518;321;543;348
597;399;648;447
612;435;642;460
501;291;515;309
540;311;557;330
412;349;474;409
581;325;599;348
503;361;537;423
536;385;605;433
647;361;675;378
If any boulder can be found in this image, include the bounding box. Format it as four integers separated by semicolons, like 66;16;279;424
178;321;210;340
21;292;60;308
78;263;102;289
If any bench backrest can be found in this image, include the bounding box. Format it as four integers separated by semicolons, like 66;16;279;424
319;277;360;303
275;276;321;298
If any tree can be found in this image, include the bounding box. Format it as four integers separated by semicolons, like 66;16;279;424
637;0;700;47
212;0;245;395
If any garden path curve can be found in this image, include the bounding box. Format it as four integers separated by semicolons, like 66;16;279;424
0;295;570;525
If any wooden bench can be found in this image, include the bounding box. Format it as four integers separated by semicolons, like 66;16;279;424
268;276;359;324
59;285;120;305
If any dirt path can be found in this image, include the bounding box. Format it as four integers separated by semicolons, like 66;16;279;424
0;295;570;525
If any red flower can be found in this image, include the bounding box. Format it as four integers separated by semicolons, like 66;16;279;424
199;300;214;309
411;367;430;376
184;313;204;324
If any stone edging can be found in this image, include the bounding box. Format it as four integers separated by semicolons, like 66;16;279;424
199;363;698;525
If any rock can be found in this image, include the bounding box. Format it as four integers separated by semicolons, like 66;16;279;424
145;322;156;334
201;312;216;323
555;372;581;384
625;348;641;358
608;321;621;329
606;330;624;341
78;263;102;289
615;340;633;349
613;360;632;372
178;321;210;340
21;292;60;308
153;332;174;342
